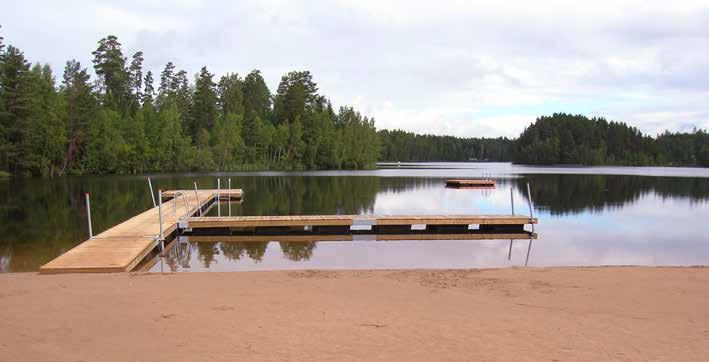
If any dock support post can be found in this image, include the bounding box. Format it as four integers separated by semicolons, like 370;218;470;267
85;193;93;239
510;187;515;215
158;189;164;251
526;182;535;233
228;178;232;216
217;178;221;217
508;239;513;260
194;182;202;217
148;177;156;208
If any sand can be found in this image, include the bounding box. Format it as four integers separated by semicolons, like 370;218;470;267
1;267;708;361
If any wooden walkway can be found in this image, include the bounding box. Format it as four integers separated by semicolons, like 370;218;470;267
185;232;537;243
185;215;536;228
39;189;242;274
40;185;536;274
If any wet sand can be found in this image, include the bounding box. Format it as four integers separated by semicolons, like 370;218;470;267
1;267;708;361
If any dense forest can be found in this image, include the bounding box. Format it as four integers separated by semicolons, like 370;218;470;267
2;29;708;177
513;113;709;166
0;31;379;176
378;129;512;162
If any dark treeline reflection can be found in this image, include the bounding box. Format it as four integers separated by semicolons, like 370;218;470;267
162;241;315;269
514;175;709;215
3;173;709;271
225;176;380;215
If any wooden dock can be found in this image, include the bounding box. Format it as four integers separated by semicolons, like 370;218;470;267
39;189;242;274
184;232;537;243
445;179;496;187
40;186;536;274
183;215;535;229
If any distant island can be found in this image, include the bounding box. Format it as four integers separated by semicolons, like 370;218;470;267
0;32;707;177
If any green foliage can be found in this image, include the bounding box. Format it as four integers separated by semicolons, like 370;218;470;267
513;113;709;166
0;45;32;173
379;129;511;162
242;70;271;121
92;35;129;113
190;66;218;137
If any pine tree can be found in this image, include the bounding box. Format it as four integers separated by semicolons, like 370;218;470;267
0;45;32;173
128;51;144;112
92;35;129;113
190;66;218;138
142;71;154;105
242;70;271;121
59;60;94;175
218;73;244;116
273;70;318;125
158;62;175;98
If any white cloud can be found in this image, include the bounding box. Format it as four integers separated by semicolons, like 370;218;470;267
3;0;709;137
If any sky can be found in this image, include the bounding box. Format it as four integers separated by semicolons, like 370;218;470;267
2;0;709;138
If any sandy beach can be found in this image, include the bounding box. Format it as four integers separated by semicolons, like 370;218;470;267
1;267;708;361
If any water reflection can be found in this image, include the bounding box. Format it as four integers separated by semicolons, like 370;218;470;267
517;174;709;215
149;234;537;272
2;168;709;271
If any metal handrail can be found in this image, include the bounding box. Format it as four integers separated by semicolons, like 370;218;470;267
156;190;191;252
526;182;535;233
170;191;191;220
193;182;203;217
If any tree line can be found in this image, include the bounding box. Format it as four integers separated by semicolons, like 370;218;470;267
2;29;708;177
379;129;512;162
513;113;709;166
0;31;379;176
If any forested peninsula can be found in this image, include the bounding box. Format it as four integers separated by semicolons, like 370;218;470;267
1;31;707;177
514;114;709;166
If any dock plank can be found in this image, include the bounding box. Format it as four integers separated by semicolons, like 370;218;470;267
186;215;536;228
185;232;536;243
39;189;232;274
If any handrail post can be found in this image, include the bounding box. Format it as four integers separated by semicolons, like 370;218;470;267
526;182;535;233
228;178;232;217
85;193;93;239
172;190;177;216
147;177;156;208
181;192;189;220
194;182;202;217
158;189;164;251
217;178;221;217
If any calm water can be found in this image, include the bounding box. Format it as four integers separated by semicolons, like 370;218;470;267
1;163;708;272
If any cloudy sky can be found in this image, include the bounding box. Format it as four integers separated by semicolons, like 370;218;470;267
3;0;709;137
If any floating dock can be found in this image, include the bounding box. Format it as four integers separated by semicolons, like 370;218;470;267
445;179;496;188
182;215;534;229
40;188;536;274
183;232;537;243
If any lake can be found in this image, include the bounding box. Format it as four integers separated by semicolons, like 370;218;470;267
1;163;708;272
